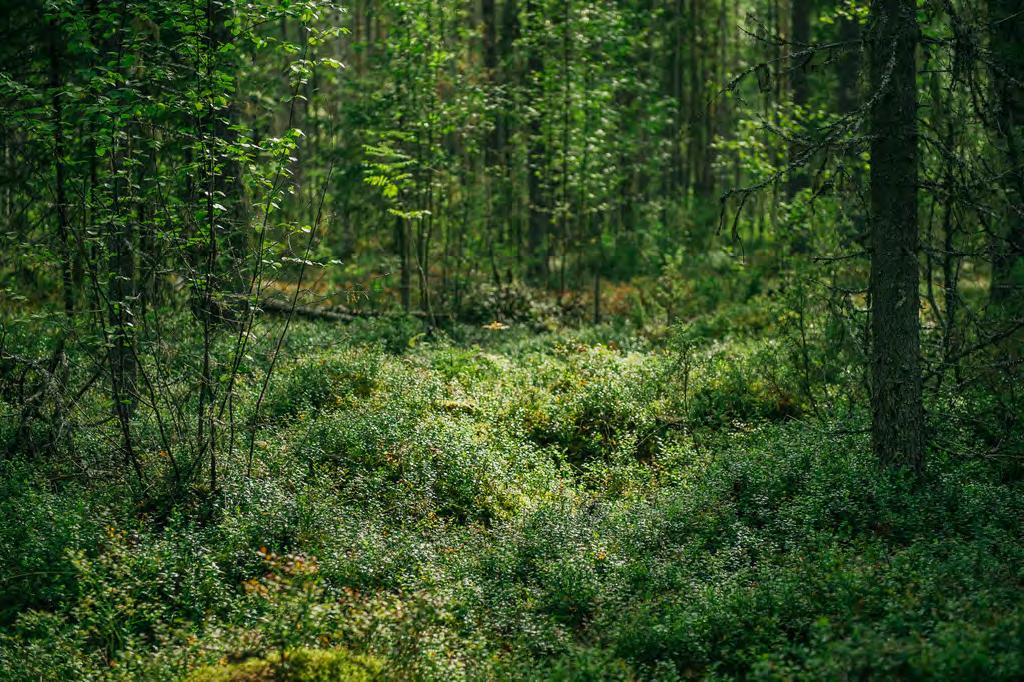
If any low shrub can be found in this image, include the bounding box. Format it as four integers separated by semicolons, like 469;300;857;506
187;648;385;682
2;321;1021;681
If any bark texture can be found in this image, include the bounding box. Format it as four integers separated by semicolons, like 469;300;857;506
989;0;1024;310
868;0;924;468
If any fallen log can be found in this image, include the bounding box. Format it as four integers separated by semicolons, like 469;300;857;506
259;297;428;322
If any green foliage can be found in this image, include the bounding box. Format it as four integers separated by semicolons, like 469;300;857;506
459;281;564;330
517;344;662;465
0;463;104;624
188;648;384;682
3;317;1021;680
683;340;805;427
2;0;1023;677
266;350;382;419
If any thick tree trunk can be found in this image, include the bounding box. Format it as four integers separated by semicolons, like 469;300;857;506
988;0;1024;311
868;0;924;468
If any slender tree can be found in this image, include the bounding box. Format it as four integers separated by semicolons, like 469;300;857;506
787;0;812;196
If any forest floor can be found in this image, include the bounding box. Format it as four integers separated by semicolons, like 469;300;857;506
2;312;1023;680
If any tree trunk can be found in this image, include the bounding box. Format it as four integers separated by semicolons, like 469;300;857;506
397;214;411;312
988;0;1024;311
498;0;520;159
49;18;75;318
212;0;250;293
667;0;684;195
787;0;811;197
688;0;715;201
868;0;924;469
482;0;500;165
525;0;548;283
836;12;860;115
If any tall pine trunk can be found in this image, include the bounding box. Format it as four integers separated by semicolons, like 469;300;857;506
988;0;1024;311
868;0;924;469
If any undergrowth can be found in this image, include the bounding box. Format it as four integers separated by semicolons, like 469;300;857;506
1;312;1021;680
